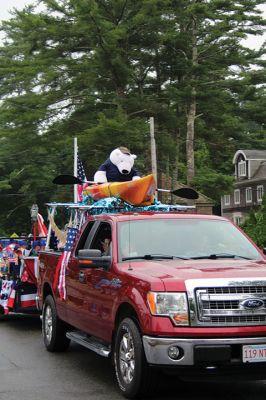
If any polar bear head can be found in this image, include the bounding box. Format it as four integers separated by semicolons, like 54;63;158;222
110;147;137;175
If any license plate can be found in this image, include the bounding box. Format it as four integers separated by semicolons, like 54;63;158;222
242;344;266;363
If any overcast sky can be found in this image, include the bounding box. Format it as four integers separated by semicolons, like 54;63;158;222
0;0;33;20
0;0;265;49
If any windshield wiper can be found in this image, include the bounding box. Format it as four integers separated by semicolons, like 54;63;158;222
122;254;188;261
190;253;252;260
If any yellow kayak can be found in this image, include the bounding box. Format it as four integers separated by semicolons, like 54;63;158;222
83;174;156;205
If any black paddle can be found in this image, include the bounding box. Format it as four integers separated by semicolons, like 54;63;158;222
52;174;199;200
53;175;93;185
157;187;199;200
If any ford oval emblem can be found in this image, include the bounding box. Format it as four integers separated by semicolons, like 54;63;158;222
241;298;264;309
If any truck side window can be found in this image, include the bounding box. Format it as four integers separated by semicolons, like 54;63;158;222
90;222;112;255
75;221;95;255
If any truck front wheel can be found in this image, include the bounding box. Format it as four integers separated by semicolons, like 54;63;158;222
42;294;70;352
114;317;157;399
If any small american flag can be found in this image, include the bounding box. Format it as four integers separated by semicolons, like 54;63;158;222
55;227;78;300
0;280;14;314
77;152;88;202
37;213;48;237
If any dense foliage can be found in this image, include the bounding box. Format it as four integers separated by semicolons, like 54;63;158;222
0;0;265;234
241;196;266;249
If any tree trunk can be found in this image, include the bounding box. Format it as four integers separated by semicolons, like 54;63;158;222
171;127;180;204
186;16;197;186
186;87;196;185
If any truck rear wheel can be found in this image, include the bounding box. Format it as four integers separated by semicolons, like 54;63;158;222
42;294;70;352
114;317;157;399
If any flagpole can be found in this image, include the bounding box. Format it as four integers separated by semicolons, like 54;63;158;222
74;137;78;203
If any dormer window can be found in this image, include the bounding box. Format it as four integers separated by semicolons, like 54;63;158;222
238;160;246;177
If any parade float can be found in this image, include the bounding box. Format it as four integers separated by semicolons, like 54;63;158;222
0;213;47;317
48;142;198;249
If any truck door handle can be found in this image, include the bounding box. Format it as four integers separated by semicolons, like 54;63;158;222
79;271;86;283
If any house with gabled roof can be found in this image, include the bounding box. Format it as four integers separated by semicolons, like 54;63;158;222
160;174;215;214
221;149;266;224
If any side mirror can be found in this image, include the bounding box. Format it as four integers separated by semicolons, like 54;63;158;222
78;249;111;269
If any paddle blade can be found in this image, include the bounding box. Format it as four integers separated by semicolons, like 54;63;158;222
172;187;199;199
53;174;82;185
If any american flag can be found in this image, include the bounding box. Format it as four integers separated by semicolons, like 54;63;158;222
37;213;48;237
54;227;78;300
77;152;88;202
0;280;14;314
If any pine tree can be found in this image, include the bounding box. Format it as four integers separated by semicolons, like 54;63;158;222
0;0;265;232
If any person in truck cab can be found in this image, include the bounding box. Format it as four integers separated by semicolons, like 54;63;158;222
101;238;111;256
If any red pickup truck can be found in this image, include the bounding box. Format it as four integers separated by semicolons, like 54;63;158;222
37;211;266;398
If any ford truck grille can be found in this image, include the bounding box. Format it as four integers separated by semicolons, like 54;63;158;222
207;286;266;294
186;279;266;327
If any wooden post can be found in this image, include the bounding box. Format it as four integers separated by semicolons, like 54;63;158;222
150;117;157;187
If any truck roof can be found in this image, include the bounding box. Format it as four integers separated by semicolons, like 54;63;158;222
93;212;228;223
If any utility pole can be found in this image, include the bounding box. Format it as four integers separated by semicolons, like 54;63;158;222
150;117;157;187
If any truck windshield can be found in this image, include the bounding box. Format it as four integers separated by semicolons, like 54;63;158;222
118;218;262;262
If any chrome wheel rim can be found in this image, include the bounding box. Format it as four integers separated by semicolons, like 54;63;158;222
119;332;135;384
44;305;53;343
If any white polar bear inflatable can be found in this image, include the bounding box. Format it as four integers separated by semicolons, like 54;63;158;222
94;147;140;183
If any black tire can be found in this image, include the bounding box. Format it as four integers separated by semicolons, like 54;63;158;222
42;294;70;352
114;317;157;399
0;305;7;320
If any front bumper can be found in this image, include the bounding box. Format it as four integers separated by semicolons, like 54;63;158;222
142;336;266;366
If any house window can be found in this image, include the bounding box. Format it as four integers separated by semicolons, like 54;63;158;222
224;194;230;206
234;189;240;205
246;187;252;203
233;212;242;225
257;185;264;202
238;160;246;177
234;216;241;225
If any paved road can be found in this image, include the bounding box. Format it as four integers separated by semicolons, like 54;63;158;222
1;315;266;400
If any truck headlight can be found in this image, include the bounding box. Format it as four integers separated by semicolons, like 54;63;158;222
147;292;189;326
